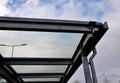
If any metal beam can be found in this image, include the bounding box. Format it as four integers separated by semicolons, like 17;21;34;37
0;67;18;83
89;48;98;83
90;61;97;83
82;55;92;83
6;65;24;82
60;22;108;83
0;17;109;83
0;17;100;33
0;55;21;83
0;63;21;83
4;58;72;65
82;22;108;56
24;81;60;83
18;73;64;78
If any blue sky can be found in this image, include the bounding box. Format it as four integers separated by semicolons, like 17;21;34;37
4;0;111;21
0;0;120;83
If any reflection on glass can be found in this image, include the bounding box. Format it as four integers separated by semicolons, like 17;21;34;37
11;65;67;73
22;78;60;82
0;30;83;58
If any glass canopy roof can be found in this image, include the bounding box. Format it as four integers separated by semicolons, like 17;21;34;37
0;30;82;58
0;17;108;83
22;78;61;82
12;65;68;73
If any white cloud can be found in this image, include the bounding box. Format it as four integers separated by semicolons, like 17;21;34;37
93;0;120;80
0;0;10;16
7;0;57;19
6;0;108;21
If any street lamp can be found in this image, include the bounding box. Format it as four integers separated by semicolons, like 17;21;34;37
0;44;27;57
103;73;107;83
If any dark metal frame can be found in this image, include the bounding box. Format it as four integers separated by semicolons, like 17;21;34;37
4;58;72;65
0;17;108;83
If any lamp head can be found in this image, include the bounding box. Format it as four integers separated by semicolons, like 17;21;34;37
21;44;27;46
0;44;6;46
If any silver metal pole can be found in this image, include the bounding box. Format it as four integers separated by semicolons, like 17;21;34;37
89;48;98;83
90;61;97;83
82;55;92;83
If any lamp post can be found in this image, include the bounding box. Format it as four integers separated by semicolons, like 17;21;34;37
103;73;107;83
0;44;27;57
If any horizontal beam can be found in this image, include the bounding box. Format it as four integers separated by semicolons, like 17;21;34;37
4;58;72;65
0;17;100;33
18;73;64;78
24;81;60;83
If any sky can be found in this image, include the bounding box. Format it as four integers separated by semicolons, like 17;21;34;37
0;0;120;83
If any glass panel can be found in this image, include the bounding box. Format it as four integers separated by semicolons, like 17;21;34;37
22;78;60;82
11;65;67;73
0;30;83;58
